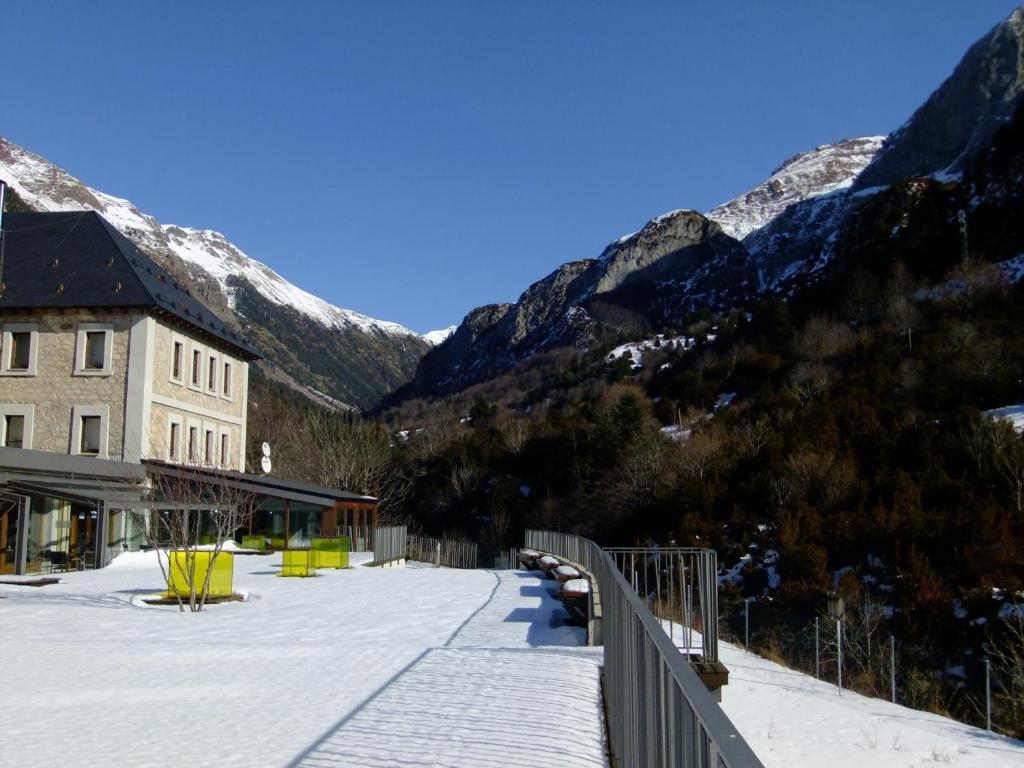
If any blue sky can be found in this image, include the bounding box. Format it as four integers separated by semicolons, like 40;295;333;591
4;1;1020;333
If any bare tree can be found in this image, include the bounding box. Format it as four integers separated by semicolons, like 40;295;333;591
449;461;478;500
301;410;411;515
678;422;726;480
619;426;673;507
990;422;1024;514
989;608;1024;737
885;265;920;351
498;415;530;455
124;464;258;612
736;414;772;457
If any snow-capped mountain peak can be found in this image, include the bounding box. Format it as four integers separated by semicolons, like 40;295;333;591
422;325;458;346
0;137;418;338
705;136;885;240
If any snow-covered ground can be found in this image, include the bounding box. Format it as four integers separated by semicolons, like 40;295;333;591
0;553;605;768
5;553;1022;768
713;635;1024;767
606;334;693;369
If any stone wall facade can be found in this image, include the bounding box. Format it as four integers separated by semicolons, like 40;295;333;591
0;309;249;470
0;310;132;458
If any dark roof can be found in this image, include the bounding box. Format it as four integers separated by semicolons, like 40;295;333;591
143;460;378;506
0;211;260;359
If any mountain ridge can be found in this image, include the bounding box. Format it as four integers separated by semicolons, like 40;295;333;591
0;136;429;409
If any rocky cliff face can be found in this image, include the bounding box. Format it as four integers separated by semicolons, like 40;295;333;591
854;7;1024;190
412;209;755;396
707;136;884;241
0;137;429;409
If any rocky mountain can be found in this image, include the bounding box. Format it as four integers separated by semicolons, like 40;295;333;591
0;137;429;409
706;136;884;241
854;7;1024;190
404;6;1024;404
409;209;755;396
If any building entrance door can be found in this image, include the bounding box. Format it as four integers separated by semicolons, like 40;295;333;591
69;507;98;570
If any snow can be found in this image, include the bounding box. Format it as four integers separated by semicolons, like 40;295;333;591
660;424;692;442
9;550;1019;766
606;334;693;368
422;325;458;345
561;579;590;595
0;553;605;767
663;622;1024;768
706;136;885;240
985;404;1024;434
0;138;419;338
998;254;1024;283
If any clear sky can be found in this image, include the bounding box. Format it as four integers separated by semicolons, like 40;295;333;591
3;1;1020;333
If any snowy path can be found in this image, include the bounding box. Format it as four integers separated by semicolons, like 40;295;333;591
0;556;606;768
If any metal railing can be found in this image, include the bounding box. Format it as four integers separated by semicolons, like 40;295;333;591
605;547;719;664
407;534;478;568
525;530;763;768
371;525;407;564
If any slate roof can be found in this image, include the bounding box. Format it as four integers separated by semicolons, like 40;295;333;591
0;211;260;359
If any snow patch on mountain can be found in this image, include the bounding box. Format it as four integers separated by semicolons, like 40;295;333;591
422;325;458;345
0;137;418;337
706;136;885;240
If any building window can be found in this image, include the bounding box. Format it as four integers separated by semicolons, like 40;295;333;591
80;416;101;455
190;348;203;389
10;333;30;369
222;361;232;398
205;429;214;464
207;354;218;393
85;332;105;369
188;427;198;461
1;324;39;376
220;432;230;466
74;323;113;376
70;405;108;458
169;422;181;460
171;340;184;382
0;406;34;449
4;415;24;448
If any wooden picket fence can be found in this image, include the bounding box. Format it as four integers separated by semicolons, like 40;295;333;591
407;534;478;569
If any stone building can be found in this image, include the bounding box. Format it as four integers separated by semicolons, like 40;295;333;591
0;210;257;467
0;211;377;575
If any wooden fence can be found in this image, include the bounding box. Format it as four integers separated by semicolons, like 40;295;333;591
407;534;478;569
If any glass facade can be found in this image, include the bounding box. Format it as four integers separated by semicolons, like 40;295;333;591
22;497;99;573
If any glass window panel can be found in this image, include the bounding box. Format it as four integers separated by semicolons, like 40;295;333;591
80;416;101;454
4;415;24;448
9;332;30;369
85;331;105;369
173;342;183;379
